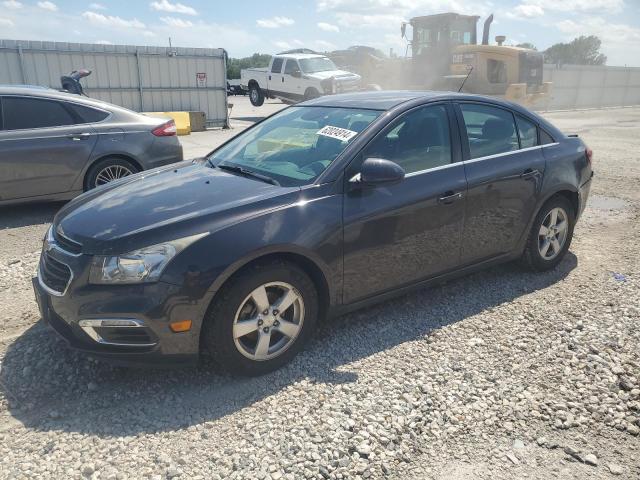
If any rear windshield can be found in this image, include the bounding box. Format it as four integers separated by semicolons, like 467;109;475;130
208;106;381;186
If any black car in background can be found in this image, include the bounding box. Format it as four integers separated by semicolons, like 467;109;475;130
33;91;593;375
0;86;183;206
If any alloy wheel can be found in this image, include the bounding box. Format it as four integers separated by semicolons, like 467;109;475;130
538;207;569;260
94;165;133;187
233;282;305;361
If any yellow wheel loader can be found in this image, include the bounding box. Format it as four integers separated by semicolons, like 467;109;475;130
402;12;551;106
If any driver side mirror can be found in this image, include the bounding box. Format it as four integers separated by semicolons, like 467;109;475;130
292;70;302;78
349;158;405;188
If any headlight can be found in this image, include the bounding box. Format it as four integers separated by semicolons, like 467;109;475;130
89;233;206;285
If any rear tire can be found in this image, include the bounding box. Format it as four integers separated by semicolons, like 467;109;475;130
521;196;575;271
202;261;318;376
249;84;265;106
84;157;138;191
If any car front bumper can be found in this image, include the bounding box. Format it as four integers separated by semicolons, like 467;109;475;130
32;260;207;367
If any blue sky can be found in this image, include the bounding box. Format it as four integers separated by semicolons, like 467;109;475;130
0;0;639;65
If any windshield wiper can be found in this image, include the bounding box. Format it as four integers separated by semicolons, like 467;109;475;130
217;163;280;186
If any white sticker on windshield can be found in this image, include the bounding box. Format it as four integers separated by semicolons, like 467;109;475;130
316;125;358;142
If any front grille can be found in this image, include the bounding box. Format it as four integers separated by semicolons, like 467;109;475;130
40;253;72;294
53;230;82;255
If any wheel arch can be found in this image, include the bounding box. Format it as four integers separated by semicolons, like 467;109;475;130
205;249;333;325
516;186;579;255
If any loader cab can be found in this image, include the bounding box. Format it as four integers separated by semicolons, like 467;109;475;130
404;13;479;88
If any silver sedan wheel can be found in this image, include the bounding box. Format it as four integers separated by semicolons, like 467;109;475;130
538;207;569;260
95;165;134;187
233;282;305;361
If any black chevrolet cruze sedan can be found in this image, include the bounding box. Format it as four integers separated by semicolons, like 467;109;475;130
33;91;593;375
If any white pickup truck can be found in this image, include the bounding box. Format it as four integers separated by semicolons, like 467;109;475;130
240;53;362;106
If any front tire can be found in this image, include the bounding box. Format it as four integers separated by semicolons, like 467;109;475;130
521;196;575;271
249;84;265;106
202;261;318;376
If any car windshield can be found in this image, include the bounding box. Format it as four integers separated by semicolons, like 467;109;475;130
208;106;381;186
299;57;338;73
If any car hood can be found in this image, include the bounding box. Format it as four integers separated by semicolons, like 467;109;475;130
54;162;300;255
306;70;361;82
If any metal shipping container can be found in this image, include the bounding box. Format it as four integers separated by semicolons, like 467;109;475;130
0;39;228;127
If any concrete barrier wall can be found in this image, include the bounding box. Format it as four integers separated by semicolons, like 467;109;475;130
542;64;640;110
0;39;228;127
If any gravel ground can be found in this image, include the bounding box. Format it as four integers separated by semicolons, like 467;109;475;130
0;105;639;479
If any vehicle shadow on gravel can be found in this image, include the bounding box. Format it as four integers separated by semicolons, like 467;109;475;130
0;253;577;436
0;202;65;229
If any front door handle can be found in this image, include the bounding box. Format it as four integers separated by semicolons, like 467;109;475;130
437;191;463;204
67;133;91;141
520;168;539;179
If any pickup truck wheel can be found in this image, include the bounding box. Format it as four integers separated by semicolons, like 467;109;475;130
249;84;265;106
304;88;320;101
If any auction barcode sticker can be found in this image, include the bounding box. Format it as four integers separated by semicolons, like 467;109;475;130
316;125;358;142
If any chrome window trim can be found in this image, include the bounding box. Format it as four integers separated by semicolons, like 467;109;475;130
78;318;158;347
385;142;560;179
463;142;559;165
405;161;461;178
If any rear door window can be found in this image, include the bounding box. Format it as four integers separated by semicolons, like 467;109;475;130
516;115;538;148
3;96;76;130
66;103;109;123
271;58;284;74
460;103;518;159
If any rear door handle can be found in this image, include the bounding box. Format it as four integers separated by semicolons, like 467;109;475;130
67;133;91;141
437;191;463;204
520;168;539;179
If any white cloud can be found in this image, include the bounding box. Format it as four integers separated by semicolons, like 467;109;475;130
274;40;292;50
89;2;106;10
150;0;197;16
81;11;146;29
334;12;404;29
95;40;113;45
315;39;337;51
0;17;14;26
555;16;640;66
143;30;156;37
257;16;295;28
507;4;544;19
37;1;57;11
160;16;193;28
2;0;22;9
522;0;623;14
318;22;339;32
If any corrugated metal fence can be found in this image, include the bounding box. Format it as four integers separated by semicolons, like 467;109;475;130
541;63;640;110
0;39;228;127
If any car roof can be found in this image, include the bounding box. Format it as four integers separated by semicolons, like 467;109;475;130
0;85;129;112
302;89;537;114
301;90;563;136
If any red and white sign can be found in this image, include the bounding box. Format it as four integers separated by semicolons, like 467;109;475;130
196;72;207;88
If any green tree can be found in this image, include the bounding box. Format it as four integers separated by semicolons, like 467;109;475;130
544;36;607;66
226;53;272;79
516;42;537;50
